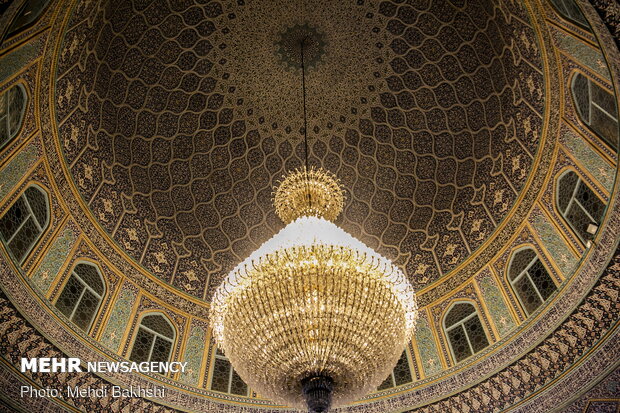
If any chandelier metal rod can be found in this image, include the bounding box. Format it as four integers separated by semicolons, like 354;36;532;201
301;37;309;172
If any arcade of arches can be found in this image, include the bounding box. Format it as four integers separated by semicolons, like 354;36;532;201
0;0;618;411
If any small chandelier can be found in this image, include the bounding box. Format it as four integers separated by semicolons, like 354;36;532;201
210;37;418;413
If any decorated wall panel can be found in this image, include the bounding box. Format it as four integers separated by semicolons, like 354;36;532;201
0;162;66;272
551;26;611;81
0;0;617;411
179;319;208;387
475;268;516;337
30;220;78;293
529;206;580;278
0;139;41;203
560;60;617;162
413;310;444;377
429;284;496;368
99;279;138;352
560;124;615;193
47;239;122;336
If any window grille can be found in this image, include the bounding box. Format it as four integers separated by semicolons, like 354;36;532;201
508;248;557;315
55;262;105;331
376;350;413;391
0;185;49;263
572;73;619;150
210;347;249;396
5;0;52;39
557;170;605;243
444;302;489;363
129;314;175;363
548;0;590;29
0;84;27;149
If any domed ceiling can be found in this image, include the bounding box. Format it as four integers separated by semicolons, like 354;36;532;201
1;0;619;411
57;0;545;300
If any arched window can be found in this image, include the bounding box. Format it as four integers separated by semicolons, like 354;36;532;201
129;314;175;363
55;262;105;332
557;170;605;243
548;0;590;29
0;185;49;263
508;248;557;315
4;0;52;39
210;348;249;396
377;350;413;391
444;302;489;363
572;73;619;150
0;84;27;150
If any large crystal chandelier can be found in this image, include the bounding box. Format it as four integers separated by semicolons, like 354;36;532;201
210;37;418;413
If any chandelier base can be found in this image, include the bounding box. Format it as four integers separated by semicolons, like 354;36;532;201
302;376;334;413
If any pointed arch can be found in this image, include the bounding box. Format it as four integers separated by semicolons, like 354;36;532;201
129;312;176;363
0;184;50;263
443;301;489;363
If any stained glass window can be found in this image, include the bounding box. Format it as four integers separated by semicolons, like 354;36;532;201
55;262;104;332
548;0;590;29
0;84;27;150
444;302;489;363
210;347;249;396
4;0;51;39
376;350;413;391
572;73;619;151
508;248;557;315
129;314;174;364
0;185;49;263
557;170;605;243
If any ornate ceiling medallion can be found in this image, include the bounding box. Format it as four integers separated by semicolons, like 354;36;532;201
276;23;327;71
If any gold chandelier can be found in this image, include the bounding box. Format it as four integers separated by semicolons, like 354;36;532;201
211;167;417;411
210;37;417;413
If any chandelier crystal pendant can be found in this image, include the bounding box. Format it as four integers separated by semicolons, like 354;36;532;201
210;168;418;411
210;37;418;413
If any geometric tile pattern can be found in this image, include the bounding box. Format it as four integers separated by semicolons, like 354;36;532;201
401;247;620;413
559;364;620;412
0;245;617;412
0;0;615;411
55;0;544;298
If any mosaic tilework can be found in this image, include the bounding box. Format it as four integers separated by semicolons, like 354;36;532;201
0;140;40;202
0;67;40;168
3;0;616;410
179;320;207;387
0;38;46;84
45;240;122;338
30;224;78;294
348;245;620;413
530;207;579;277
120;295;188;363
413;310;442;378
0;289;244;413
1;240;618;413
563;368;620;412
588;0;620;50
429;283;496;368
558;53;618;164
561;126;615;193
475;268;516;337
552;26;611;81
54;0;546;300
585;401;620;413
99;280;138;352
0;163;66;277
